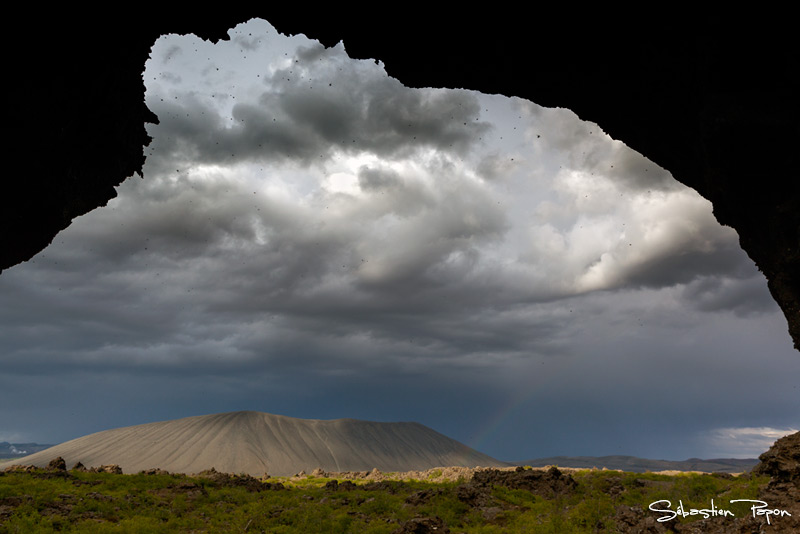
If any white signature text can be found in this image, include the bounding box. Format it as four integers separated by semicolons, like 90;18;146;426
648;499;792;525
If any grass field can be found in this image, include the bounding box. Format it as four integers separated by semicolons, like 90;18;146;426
0;466;769;533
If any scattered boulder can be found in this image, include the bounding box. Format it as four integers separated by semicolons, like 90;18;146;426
470;466;577;497
339;480;357;491
46;457;66;471
480;506;504;522
139;468;170;475
604;475;626;497
3;465;36;473
615;505;668;534
323;479;356;492
405;488;443;506
710;472;732;479
0;496;29;521
456;484;492;508
175;482;205;494
148;481;208;500
90;465;122;474
366;467;384;481
71;462;87;472
195;467;281;492
85;491;113;502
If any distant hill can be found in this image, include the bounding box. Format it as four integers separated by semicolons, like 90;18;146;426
0;411;508;476
515;455;758;473
0;442;55;460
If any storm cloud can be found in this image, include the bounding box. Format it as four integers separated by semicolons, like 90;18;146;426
1;18;796;461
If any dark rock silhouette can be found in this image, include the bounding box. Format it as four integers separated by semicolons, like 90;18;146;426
195;467;280;492
751;430;800;484
469;465;577;498
749;431;800;534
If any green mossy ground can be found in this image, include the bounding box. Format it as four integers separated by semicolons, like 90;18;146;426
0;468;767;533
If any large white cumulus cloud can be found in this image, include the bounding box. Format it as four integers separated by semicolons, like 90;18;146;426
3;18;761;370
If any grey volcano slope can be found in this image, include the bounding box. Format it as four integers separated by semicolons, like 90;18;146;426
0;411;507;476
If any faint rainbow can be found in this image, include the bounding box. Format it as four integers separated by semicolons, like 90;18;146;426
467;359;560;461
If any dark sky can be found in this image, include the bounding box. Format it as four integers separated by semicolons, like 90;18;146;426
1;19;797;461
